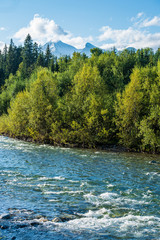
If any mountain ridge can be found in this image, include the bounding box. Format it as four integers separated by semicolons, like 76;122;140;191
42;41;97;57
42;41;137;58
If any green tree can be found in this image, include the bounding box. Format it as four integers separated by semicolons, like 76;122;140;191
58;64;114;147
115;64;158;151
7;91;30;137
33;42;39;64
36;52;45;67
139;61;160;152
90;47;103;57
115;67;143;148
58;56;71;73
45;44;52;68
28;68;58;141
21;34;34;77
6;39;17;77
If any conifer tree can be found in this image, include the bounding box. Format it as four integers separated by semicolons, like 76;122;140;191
45;44;52;68
33;42;39;65
6;39;16;77
21;34;34;77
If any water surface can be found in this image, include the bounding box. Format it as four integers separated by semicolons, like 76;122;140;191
0;136;160;239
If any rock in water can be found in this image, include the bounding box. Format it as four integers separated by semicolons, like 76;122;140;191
52;217;62;222
0;213;13;220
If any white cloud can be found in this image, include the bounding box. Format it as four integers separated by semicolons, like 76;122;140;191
0;27;5;31
0;41;5;50
137;12;144;19
14;14;67;44
131;13;160;28
98;14;160;51
140;16;160;27
98;26;146;50
131;12;144;22
13;14;92;49
99;26;141;43
129;32;160;49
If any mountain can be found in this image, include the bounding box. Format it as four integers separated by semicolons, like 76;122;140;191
42;41;97;57
42;41;137;58
80;42;96;56
42;41;77;58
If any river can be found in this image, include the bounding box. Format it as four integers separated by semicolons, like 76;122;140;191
0;136;160;239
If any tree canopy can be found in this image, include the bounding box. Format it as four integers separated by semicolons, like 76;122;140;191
0;35;160;152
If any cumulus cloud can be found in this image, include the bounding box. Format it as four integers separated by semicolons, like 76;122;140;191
13;14;93;49
14;14;67;44
98;13;160;51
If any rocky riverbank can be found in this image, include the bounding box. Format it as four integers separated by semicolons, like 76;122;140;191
0;208;82;240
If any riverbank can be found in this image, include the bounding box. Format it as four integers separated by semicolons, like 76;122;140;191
1;133;158;154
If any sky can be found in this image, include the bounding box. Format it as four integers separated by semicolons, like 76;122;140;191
0;0;160;51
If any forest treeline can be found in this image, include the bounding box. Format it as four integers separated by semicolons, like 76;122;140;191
0;34;160;152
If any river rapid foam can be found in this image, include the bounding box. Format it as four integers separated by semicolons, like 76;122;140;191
0;136;160;239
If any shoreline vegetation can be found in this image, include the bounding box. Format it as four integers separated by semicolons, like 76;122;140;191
1;133;130;153
0;34;160;153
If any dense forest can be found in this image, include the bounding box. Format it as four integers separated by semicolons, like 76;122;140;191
0;34;160;153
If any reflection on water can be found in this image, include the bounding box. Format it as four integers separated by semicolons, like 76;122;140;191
0;136;160;239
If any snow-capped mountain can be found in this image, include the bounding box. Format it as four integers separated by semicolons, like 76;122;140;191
42;41;97;57
42;41;137;58
42;41;77;58
80;42;96;56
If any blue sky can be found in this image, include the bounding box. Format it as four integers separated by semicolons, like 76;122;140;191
0;0;160;50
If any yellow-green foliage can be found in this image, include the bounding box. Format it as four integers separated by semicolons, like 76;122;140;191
49;63;115;147
0;68;58;142
115;62;160;152
138;61;160;152
28;68;58;141
8;91;30;137
64;64;113;146
0;114;10;134
115;68;143;148
1;49;160;152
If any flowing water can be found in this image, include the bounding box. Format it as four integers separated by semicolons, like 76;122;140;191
0;136;160;239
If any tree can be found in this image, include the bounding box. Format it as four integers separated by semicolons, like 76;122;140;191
115;64;158;151
7;91;30;137
2;44;8;78
36;52;45;67
90;47;103;57
0;50;5;87
139;61;160;152
6;39;17;77
45;44;52;68
21;34;34;77
115;67;143;148
96;51;124;92
61;64;114;147
33;42;39;64
28;68;58;141
58;56;71;73
154;48;160;64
